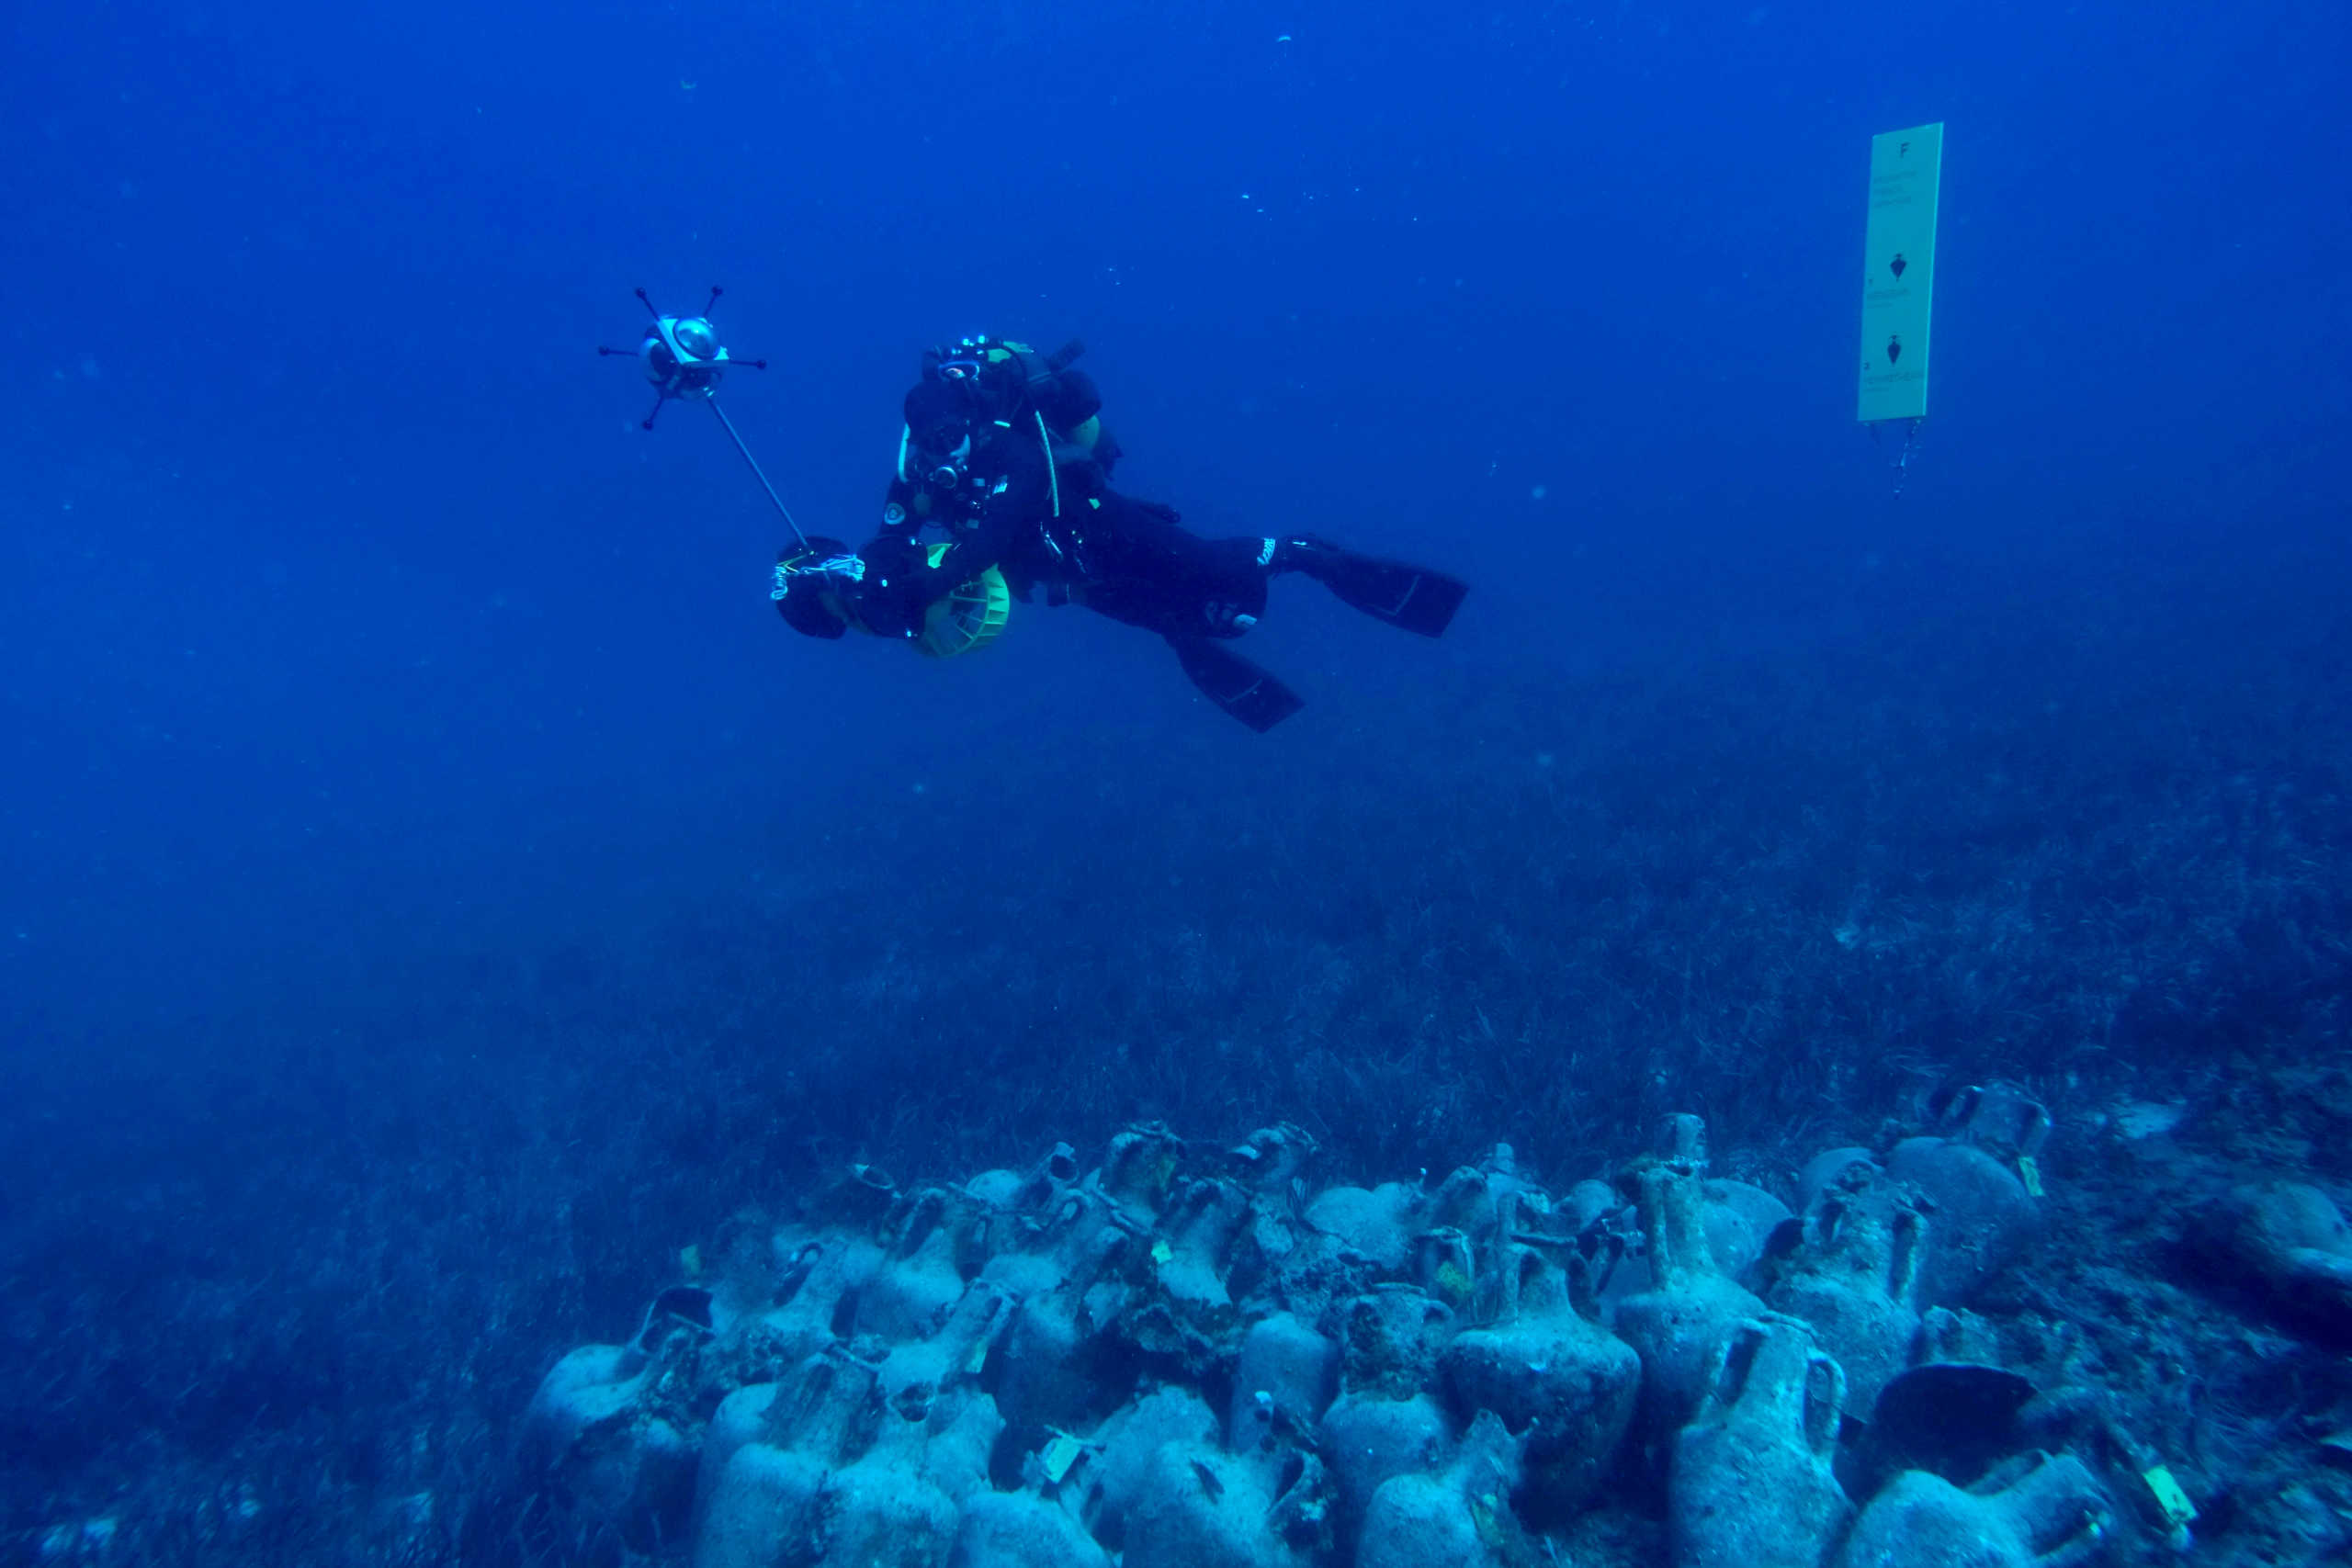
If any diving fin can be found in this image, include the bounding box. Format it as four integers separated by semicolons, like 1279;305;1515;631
1311;547;1467;637
1170;637;1305;732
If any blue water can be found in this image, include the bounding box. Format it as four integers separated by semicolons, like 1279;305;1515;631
4;0;2346;1550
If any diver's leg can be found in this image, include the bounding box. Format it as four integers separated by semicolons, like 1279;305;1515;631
1117;505;1470;638
1086;496;1271;637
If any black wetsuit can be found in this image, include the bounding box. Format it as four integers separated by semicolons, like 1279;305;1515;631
851;416;1274;646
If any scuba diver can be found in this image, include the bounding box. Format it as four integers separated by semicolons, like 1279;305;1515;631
773;334;1469;731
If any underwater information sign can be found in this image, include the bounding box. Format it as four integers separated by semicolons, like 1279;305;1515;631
1857;121;1943;423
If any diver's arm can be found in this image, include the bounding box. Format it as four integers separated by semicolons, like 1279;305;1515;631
859;525;1006;637
860;443;1053;633
838;534;935;640
829;472;950;638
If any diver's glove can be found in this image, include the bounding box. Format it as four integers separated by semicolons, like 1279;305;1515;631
845;536;944;640
773;537;866;638
773;536;865;584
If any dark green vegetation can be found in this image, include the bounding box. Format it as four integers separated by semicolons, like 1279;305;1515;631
4;548;2347;1562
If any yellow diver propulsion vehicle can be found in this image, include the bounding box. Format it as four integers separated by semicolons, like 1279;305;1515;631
914;545;1011;659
